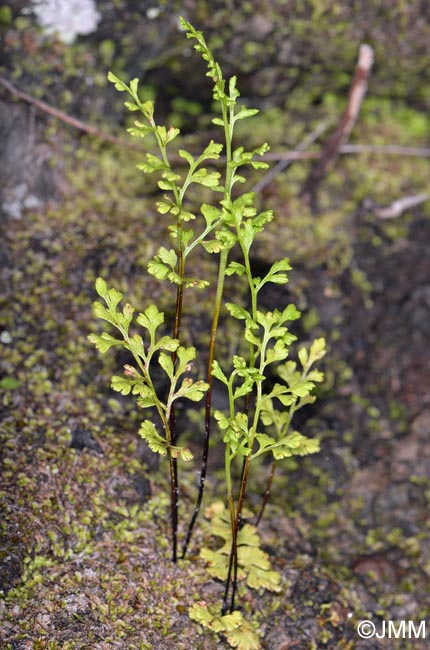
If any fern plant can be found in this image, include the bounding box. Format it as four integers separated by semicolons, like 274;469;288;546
89;17;326;649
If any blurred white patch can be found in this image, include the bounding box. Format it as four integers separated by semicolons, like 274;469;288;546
146;7;162;20
32;0;101;43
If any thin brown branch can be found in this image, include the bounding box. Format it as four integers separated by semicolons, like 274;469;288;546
0;74;140;150
263;145;430;161
364;193;429;219
1;74;428;176
251;121;330;194
300;44;374;208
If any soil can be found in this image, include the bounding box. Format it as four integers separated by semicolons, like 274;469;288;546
0;11;429;646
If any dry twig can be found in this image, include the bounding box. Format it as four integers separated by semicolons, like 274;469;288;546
251;121;330;193
1;72;428;185
300;44;374;209
364;193;429;219
0;74;139;150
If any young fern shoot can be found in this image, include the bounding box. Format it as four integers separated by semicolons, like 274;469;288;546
179;19;271;559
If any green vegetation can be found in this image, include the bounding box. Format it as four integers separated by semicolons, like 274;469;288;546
1;4;428;650
89;20;326;647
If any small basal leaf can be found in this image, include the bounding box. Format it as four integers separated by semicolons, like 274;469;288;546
238;546;271;571
188;603;213;627
246;565;282;592
200;548;228;580
189;603;242;634
213;611;243;633
237;523;261;548
226;618;261;650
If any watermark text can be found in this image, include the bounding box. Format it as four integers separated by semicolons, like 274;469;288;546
357;620;427;640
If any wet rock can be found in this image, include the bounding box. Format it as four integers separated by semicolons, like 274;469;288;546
0;100;58;222
70;426;103;453
371;482;425;533
389;411;430;484
410;409;430;438
132;472;151;502
352;553;402;584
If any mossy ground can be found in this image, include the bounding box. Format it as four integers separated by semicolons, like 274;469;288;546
1;5;429;649
1;110;429;647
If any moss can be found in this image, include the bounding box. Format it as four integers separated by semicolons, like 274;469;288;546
1;10;429;647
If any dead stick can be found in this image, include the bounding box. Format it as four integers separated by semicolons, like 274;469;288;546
339;144;429;157
251;121;330;194
0;74;140;150
365;193;429;219
300;44;374;208
263;145;430;161
2;73;427;170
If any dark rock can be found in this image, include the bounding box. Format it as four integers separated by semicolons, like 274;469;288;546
0;100;58;222
70;426;103;453
132;472;151;502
